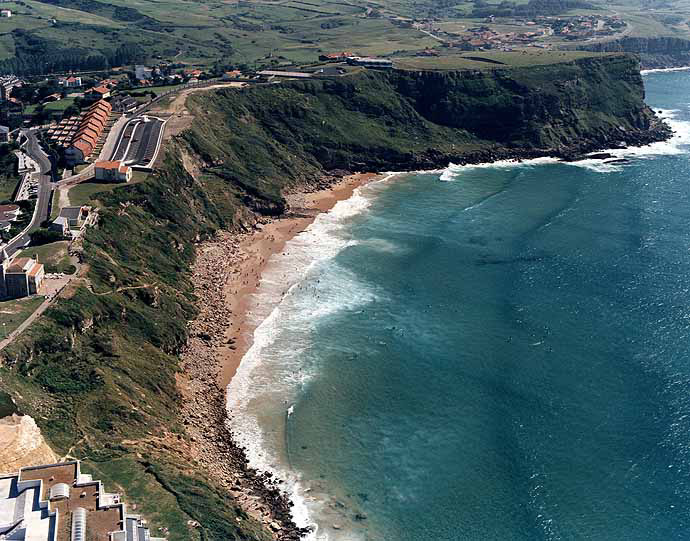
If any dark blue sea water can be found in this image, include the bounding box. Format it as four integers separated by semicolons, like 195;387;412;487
228;70;690;540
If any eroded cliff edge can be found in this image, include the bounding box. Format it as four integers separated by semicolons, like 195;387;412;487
0;54;669;541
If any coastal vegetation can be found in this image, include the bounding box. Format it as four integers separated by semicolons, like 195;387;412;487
0;144;19;202
0;53;669;539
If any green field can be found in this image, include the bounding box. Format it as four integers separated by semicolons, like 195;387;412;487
0;296;44;341
43;98;76;112
68;180;124;207
147;84;185;96
49;189;60;220
0;0;674;71
131;171;150;183
0;146;18;202
26;97;76;117
19;241;75;274
0;174;18;202
395;50;617;70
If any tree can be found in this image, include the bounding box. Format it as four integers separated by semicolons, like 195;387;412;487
29;228;63;245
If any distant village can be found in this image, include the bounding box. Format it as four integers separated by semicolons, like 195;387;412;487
410;14;627;52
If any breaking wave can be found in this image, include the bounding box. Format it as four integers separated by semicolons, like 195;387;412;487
438;109;690;180
226;178;396;540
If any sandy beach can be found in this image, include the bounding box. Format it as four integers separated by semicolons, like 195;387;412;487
175;171;381;539
216;172;381;388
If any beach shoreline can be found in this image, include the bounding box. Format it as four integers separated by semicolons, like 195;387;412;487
176;171;382;539
216;172;382;389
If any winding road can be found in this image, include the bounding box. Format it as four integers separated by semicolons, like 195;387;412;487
5;130;53;258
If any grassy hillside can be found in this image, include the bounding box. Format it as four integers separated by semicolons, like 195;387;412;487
0;156;272;540
0;54;667;539
185;54;665;175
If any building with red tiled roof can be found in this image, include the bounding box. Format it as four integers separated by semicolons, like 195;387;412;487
74;125;99;142
319;51;356;61
65;100;111;165
85;106;110;123
86;85;111;99
94;160;132;182
3;256;44;298
81;118;105;134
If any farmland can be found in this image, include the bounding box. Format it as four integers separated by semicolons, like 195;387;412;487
0;0;689;71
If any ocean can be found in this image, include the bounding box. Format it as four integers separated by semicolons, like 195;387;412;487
227;69;690;540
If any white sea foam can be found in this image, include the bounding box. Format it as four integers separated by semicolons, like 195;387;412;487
437;109;690;179
224;96;690;537
357;237;408;255
564;159;625;173
642;66;690;75
226;177;397;540
439;157;560;181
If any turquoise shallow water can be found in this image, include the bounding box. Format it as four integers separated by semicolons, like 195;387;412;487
228;70;690;540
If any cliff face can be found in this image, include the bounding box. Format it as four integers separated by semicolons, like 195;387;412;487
391;55;657;149
0;415;58;472
0;54;668;541
182;54;666;181
579;37;690;69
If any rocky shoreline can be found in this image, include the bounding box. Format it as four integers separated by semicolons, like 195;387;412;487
392;117;672;171
178;227;310;541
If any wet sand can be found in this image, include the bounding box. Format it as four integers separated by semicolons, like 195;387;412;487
217;172;381;388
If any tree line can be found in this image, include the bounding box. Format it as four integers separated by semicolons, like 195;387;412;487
0;31;145;75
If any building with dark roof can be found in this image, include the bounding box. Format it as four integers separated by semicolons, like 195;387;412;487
0;460;168;541
58;206;88;228
49;216;69;236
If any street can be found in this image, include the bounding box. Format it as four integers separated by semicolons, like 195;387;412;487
5;129;53;257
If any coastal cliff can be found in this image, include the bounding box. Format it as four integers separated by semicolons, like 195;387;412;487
183;54;666;185
0;54;669;540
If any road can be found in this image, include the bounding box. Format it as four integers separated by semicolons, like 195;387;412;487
4;130;52;257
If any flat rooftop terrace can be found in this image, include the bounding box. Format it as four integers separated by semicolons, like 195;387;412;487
20;462;123;541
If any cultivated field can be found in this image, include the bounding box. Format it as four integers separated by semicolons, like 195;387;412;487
0;0;689;70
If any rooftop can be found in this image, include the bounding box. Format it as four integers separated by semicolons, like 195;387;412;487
0;460;165;541
94;160;122;170
257;70;313;78
59;207;84;220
